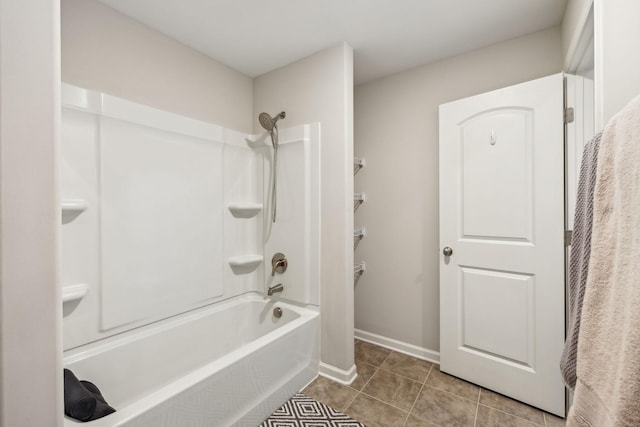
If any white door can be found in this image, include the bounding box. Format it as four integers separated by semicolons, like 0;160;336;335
439;73;565;416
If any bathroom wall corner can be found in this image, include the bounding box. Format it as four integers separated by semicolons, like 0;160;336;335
253;42;355;373
319;362;357;385
0;0;63;425
61;0;254;133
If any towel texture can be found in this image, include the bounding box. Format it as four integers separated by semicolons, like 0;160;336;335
63;369;97;422
64;369;116;422
560;133;601;389
567;95;640;426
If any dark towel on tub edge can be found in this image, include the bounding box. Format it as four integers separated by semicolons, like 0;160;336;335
64;369;116;422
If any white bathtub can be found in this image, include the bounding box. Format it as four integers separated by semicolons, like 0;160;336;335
63;293;319;426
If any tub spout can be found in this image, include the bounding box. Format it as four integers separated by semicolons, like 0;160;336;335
267;284;284;296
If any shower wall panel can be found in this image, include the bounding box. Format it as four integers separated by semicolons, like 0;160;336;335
259;124;321;306
61;106;101;349
99;117;224;330
61;84;262;350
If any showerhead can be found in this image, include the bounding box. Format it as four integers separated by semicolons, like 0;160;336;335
258;111;286;133
259;112;286;223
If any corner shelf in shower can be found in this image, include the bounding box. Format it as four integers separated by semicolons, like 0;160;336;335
61;198;88;223
228;255;263;274
228;203;263;218
62;283;89;304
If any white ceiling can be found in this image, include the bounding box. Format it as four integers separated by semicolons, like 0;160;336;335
99;0;567;85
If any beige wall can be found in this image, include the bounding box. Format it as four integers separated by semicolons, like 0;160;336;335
594;0;640;127
254;43;355;377
562;0;593;70
61;0;253;133
0;0;62;425
354;26;562;354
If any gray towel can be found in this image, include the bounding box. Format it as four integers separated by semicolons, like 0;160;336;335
560;133;601;389
567;94;640;426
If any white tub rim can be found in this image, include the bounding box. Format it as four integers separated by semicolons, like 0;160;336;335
64;292;317;363
63;292;319;426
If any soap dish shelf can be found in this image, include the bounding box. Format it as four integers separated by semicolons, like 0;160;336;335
228;203;263;218
228;255;263;274
61;199;88;223
62;284;89;304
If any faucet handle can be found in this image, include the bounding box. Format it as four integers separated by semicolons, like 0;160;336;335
271;253;288;276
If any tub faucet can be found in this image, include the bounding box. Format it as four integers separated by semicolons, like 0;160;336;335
267;284;284;296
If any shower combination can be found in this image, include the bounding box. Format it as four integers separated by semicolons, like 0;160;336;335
259;111;286;223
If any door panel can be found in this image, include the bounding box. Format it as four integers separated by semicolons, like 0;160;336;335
461;267;534;366
439;73;565;416
461;108;533;241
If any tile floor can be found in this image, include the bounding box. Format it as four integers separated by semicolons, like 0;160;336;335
302;340;566;427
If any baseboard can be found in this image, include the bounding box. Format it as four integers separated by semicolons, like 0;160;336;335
354;329;440;364
318;362;358;385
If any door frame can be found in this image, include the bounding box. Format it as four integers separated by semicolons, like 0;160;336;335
563;73;595;412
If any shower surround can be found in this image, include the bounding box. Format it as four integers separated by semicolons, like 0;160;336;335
61;84;321;425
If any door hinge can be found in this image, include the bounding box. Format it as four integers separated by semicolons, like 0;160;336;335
564;107;575;124
565;230;573;246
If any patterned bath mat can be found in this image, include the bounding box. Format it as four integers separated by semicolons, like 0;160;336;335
259;392;366;426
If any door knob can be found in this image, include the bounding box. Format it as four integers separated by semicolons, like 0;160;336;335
443;247;453;256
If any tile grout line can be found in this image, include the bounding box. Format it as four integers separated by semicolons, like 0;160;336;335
421;383;480;404
477;403;546;426
401;382;424;427
473;388;481;427
378;364;433;384
345;348;392;414
422;365;483;405
358;390;414;416
402;364;433;427
343;386;360;413
476;388;548;426
364;349;393;389
343;395;359;414
355;347;424;419
423;363;433;385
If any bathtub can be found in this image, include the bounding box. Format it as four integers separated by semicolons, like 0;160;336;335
63;293;319;426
